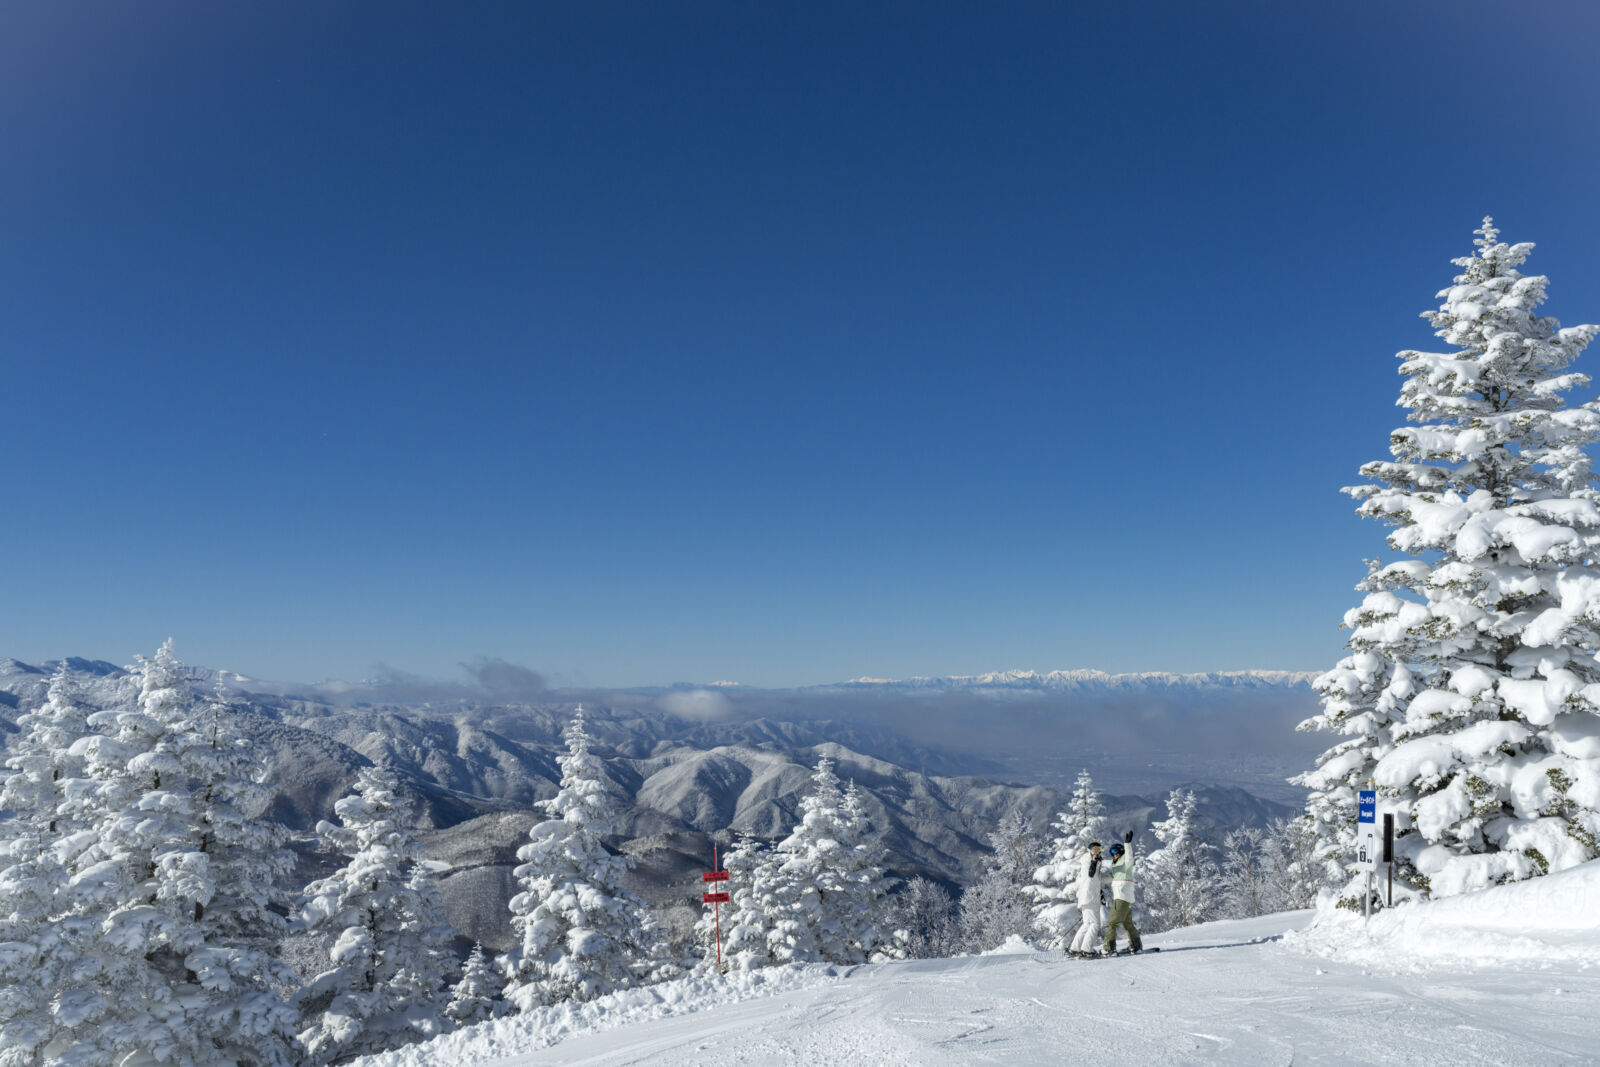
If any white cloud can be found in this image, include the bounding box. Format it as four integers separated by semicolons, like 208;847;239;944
660;688;734;720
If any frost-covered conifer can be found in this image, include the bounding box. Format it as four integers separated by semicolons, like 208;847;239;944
445;943;499;1026
1293;640;1413;905
1261;816;1324;913
0;833;95;1066
1141;789;1218;932
1305;219;1600;898
1028;770;1109;949
836;783;889;959
881;877;957;960
297;765;452;1062
1;663;91;837
502;710;660;1011
716;835;782;972
765;759;887;965
1217;827;1269;919
55;642;297;1067
393;863;455;1031
0;664;100;1064
179;685;299;1062
958;809;1040;951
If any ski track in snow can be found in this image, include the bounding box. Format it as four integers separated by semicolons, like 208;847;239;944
358;909;1600;1067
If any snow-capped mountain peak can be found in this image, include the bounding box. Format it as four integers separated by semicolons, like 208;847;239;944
835;668;1318;692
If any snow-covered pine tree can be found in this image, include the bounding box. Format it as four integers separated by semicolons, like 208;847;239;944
716;834;782;972
54;641;298;1067
181;684;301;1054
1256;816;1323;913
1217;827;1268;919
393;863;455;1035
1028;769;1109;949
0;663;98;1063
881;876;957;960
0;662;91;836
1141;789;1218;932
445;943;499;1027
837;782;888;960
501;709;661;1011
764;758;887;965
1293;640;1414;907
1306;219;1600;899
297;765;453;1062
958;809;1041;952
0;831;89;1066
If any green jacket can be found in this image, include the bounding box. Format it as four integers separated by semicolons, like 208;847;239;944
1106;842;1135;903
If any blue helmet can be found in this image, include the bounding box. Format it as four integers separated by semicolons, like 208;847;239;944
1109;843;1125;857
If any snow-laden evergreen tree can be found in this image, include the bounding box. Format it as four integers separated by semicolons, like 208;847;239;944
0;663;99;1064
716;834;782;972
1293;641;1414;907
0;832;95;1066
836;782;889;959
764;758;888;965
0;663;91;837
51;642;298;1067
1304;219;1600;899
1141;789;1218;932
444;943;499;1027
1260;816;1324;912
297;764;453;1063
1028;769;1109;949
958;809;1041;951
1217;827;1268;919
395;863;455;1030
177;684;299;1063
880;876;958;960
502;710;661;1011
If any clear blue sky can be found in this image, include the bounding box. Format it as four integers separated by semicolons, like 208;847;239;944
4;2;1599;688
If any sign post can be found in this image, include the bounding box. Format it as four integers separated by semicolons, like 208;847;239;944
1382;813;1395;908
701;842;730;974
1357;787;1377;920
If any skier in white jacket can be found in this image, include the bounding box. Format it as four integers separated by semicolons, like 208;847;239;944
1067;841;1105;956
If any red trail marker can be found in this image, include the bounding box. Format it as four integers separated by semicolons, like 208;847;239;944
701;842;729;974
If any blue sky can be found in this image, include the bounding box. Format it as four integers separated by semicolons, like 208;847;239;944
4;2;1599;688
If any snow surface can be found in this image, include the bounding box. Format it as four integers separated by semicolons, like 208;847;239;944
348;965;848;1067
1286;855;1600;969
354;870;1600;1066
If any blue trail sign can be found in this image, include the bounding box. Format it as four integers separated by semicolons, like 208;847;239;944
1357;789;1378;872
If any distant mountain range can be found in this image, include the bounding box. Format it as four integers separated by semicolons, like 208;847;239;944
1;657;1320;699
830;668;1320;692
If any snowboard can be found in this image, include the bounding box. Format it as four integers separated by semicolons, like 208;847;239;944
1076;947;1160;959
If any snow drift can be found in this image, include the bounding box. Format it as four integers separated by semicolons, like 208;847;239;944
1287;859;1600;969
348;963;847;1067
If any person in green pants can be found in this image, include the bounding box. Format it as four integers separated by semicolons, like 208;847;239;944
1102;830;1143;955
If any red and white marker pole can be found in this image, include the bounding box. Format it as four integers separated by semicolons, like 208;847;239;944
701;841;730;974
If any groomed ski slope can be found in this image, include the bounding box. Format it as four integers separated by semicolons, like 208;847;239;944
360;861;1600;1067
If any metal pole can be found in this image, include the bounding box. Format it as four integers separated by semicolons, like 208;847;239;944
713;840;723;975
1365;871;1372;921
1383;813;1394;908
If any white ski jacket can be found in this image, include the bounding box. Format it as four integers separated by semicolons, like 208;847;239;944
1075;851;1105;908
